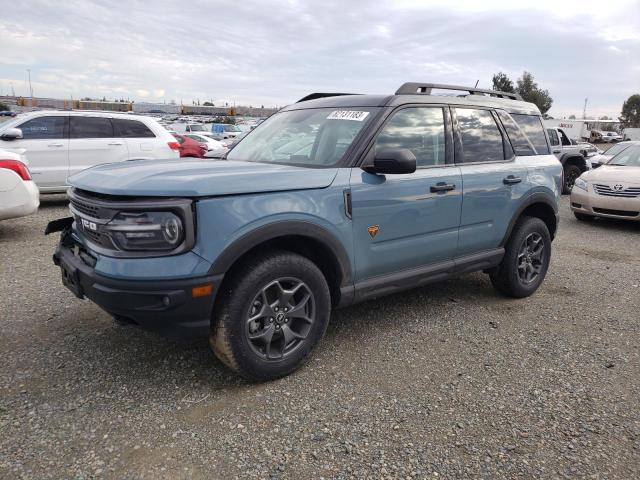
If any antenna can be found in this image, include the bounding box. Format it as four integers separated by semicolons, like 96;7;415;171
474;80;479;88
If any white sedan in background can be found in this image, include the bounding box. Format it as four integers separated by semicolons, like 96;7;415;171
0;148;39;221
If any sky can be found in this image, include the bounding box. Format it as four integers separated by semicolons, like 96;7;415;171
0;0;638;118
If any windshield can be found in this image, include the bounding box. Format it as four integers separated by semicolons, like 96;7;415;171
223;124;241;132
604;143;630;157
608;145;640;166
227;108;376;167
189;124;209;132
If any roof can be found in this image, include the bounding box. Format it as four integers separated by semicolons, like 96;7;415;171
283;82;541;116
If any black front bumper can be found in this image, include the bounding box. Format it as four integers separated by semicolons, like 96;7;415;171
52;231;222;338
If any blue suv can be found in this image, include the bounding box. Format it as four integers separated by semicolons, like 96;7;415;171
48;83;561;380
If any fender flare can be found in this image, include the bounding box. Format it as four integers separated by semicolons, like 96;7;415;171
500;192;559;246
208;220;353;285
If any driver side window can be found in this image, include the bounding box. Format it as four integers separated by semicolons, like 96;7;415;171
375;107;446;167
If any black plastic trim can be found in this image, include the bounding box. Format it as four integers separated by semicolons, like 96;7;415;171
500;192;559;245
208;220;353;285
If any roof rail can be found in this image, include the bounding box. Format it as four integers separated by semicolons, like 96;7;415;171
296;92;359;103
395;82;523;101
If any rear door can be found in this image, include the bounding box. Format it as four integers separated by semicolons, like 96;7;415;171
4;115;69;190
68;116;128;178
454;107;530;257
350;106;462;281
113;118;158;159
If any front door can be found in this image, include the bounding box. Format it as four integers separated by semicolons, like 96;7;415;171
3;115;69;191
349;106;462;282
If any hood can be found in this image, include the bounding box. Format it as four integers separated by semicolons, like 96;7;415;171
68;159;338;197
589;153;611;164
584;165;640;185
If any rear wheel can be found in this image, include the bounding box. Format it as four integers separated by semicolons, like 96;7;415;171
210;251;331;381
574;211;595;221
563;164;582;194
489;216;551;298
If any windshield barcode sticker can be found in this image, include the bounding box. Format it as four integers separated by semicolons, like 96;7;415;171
327;110;370;121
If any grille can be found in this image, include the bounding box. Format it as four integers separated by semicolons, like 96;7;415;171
81;227;105;245
593;207;639;217
70;197;100;218
593;184;640;198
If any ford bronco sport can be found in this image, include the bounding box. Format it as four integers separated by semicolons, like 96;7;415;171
48;83;561;381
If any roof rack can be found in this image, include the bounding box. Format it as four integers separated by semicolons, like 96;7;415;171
296;92;359;103
395;82;522;101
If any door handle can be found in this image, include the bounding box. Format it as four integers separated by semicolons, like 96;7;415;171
552;150;561;154
503;175;522;185
430;183;456;193
47;143;64;147
108;141;124;146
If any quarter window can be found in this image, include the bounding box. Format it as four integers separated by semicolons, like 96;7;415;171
511;114;550;154
114;119;155;138
496;110;536;156
17;116;65;140
455;108;505;163
70;116;114;138
547;129;560;146
375;107;446;167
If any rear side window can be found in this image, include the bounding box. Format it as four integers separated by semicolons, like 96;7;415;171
70;116;114;138
496;110;536;156
114;119;155;138
511;114;550;154
17;116;65;140
455;108;505;163
547;129;560;146
375;107;446;167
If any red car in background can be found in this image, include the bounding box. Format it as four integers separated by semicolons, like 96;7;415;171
172;134;207;158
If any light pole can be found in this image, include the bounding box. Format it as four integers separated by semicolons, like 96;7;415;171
27;69;33;101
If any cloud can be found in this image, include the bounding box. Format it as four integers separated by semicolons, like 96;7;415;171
0;0;638;117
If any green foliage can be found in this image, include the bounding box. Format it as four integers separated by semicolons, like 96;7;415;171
203;101;214;106
568;114;576;119
0;102;9;112
492;72;515;93
619;94;640;128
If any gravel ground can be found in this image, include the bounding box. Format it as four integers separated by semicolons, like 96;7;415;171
1;195;639;479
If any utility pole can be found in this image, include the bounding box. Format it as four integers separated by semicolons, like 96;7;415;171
10;82;15;97
27;69;33;99
582;98;588;120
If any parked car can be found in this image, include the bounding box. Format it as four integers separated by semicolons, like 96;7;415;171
182;133;228;155
547;127;591;193
210;123;242;140
0;148;39;221
172;134;207;158
0;111;179;193
170;122;217;140
590;130;622;143
585;141;638;168
571;144;640;222
48;82;560;381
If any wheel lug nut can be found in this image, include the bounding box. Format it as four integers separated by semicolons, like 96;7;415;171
269;318;274;323
284;318;289;323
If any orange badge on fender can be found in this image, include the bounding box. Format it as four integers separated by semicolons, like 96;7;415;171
367;225;380;239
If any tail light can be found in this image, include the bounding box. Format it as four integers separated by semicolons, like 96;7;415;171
0;159;31;180
167;142;181;151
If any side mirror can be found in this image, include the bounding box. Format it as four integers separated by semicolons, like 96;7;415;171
364;148;416;175
1;128;23;141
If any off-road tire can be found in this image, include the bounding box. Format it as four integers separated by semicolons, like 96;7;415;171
489;216;551;298
210;250;331;381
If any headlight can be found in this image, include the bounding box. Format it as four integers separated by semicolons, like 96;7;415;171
106;211;184;251
574;177;589;192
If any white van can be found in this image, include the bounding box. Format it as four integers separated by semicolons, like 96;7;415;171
0;111;179;193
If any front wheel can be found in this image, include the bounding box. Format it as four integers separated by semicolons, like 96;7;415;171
563;164;582;194
489;216;551;298
210;251;331;381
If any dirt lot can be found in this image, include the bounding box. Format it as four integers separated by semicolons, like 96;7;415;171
1;195;639;479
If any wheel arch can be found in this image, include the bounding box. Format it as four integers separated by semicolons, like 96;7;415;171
209;221;353;308
561;154;588;172
501;193;559;245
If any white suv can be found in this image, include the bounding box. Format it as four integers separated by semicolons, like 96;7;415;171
0;111;179;193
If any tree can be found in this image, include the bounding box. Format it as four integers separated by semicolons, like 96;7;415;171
492;72;515;93
203;101;214;106
515;71;553;114
619;94;640;128
568;114;576;119
599;115;610;120
0;102;9;112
